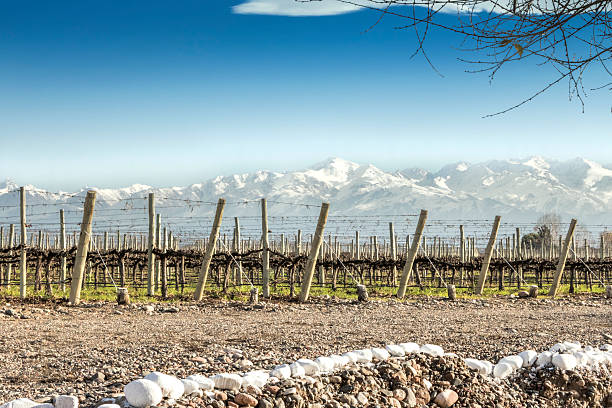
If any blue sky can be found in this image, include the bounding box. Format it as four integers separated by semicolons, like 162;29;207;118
0;0;609;190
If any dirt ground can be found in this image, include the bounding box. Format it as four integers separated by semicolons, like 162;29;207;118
0;295;610;406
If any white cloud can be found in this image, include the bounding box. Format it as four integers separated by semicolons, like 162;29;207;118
232;0;364;16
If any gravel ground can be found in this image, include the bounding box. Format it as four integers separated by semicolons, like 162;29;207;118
0;295;611;406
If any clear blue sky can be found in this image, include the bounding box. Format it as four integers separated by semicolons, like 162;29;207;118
0;0;609;190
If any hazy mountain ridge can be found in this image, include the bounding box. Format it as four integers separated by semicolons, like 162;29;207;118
1;157;612;228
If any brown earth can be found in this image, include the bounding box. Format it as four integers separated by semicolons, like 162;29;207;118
0;295;610;406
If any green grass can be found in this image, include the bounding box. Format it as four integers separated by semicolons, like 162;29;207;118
0;281;605;304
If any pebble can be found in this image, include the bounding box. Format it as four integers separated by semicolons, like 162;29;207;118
124;379;163;408
434;389;459;407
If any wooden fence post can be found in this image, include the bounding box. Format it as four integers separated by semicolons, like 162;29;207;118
19;187;27;298
68;191;96;305
194;198;226;301
389;222;396;286
548;219;578;297
397;209;428;299
7;224;14;285
59;209;67;291
147;193;155;296
261;198;270;297
475;216;501;295
299;203;330;303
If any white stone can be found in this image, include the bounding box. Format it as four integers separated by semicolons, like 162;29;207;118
480;360;493;375
211;373;243;390
55;396;78;408
563;341;581;351
536;351;553;367
124;379;163;408
385;344;405;357
270;364;291;380
549;343;567;353
181;379;199;395
342;352;359;364
314;356;335;373
96;405;120;408
32;404;54;408
296;359;320;375
1;399;39;408
353;349;373;363
423;379;432;390
144;372;184;399
371;348;390;361
399;342;420;353
518;350;538;367
185;375;214;391
552;354;577;371
329;354;349;368
420;344;444;356
499;356;523;370
289;362;306;378
443;353;458;358
241;370;269;388
573;351;589;367
464;358;487;374
493;363;513;379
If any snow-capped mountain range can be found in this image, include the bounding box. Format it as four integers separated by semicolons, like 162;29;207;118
1;157;611;241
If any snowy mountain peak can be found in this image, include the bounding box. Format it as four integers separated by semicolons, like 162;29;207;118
1;157;612;227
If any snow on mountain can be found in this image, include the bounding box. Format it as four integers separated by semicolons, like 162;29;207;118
1;157;611;241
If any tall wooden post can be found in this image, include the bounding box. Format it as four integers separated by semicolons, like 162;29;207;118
161;227;168;298
389;222;397;286
147;193;155;296
234;217;242;285
155;214;161;290
59;209;67;291
397;209;428;299
475;216;501;295
7;224;14;284
19;187;27;298
194;198;226;301
69;191;96;305
298;203;330;303
261;198;270;297
548;219;578;297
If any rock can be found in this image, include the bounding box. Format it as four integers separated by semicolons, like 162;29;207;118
186;374;215;391
385;344;405;357
404;389;417;407
314;356;335;373
181;379;200;395
356;392;368;405
517;291;529;298
234;393;257;407
399;343;420;354
493;363;513;379
144;372;184;399
371;347;390;361
434;389;459;407
242;371;269;389
143;305;154;313
464;358;488;375
498;355;523;370
256;399;273;408
518;350;538;367
96;405;120;408
529;285;538;298
388;397;401;408
55;396;78;408
289;362;306;378
357;284;369;302
296;359;320;375
552;354;578;371
420;344;444;356
212;373;243;390
537;351;553;367
414;388;430;405
31;405;54;408
270;364;291;379
0;399;38;408
124;379;163;408
353;349;373;363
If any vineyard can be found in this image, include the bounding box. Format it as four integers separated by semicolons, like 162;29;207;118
0;187;611;302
